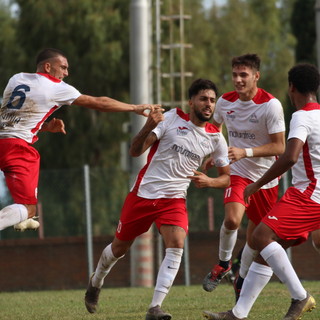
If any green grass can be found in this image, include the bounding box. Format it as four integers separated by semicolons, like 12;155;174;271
0;282;319;319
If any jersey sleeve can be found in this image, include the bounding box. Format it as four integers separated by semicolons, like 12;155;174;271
54;82;81;106
152;108;176;139
288;111;308;143
265;98;285;134
211;134;229;167
213;97;224;124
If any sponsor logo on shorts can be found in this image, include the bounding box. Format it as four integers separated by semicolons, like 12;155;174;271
267;215;278;220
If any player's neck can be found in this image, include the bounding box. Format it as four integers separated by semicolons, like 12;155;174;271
238;87;258;101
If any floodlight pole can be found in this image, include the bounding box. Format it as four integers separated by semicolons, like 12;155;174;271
129;0;154;288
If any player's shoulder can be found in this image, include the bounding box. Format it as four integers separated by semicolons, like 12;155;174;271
205;122;220;133
220;91;239;103
174;107;190;121
253;88;277;104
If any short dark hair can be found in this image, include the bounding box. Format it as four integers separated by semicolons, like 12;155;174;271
231;53;260;71
188;78;218;99
36;48;66;66
288;63;320;94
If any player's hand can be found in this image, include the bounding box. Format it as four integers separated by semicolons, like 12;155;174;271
134;104;164;117
42;118;66;134
244;182;260;204
187;170;212;188
228;146;246;164
144;108;164;130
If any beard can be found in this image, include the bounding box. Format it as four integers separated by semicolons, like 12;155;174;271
194;108;213;122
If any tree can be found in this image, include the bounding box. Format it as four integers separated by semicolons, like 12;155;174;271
0;1;25;91
291;0;316;64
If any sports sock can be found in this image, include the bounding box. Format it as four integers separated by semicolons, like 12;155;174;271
239;242;258;279
219;223;238;262
92;244;124;288
260;241;307;300
233;262;273;318
0;204;28;231
150;248;183;308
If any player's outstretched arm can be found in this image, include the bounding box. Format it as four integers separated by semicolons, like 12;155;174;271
73;94;161;116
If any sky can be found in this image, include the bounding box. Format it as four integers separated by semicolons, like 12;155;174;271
203;0;227;9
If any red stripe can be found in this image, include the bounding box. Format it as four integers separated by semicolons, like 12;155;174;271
302;141;317;197
31;105;59;144
132;140;160;193
36;72;61;83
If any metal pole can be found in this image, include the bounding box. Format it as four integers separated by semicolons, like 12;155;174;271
130;0;153;288
84;164;94;277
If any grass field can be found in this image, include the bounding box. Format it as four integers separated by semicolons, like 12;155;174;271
0;281;319;320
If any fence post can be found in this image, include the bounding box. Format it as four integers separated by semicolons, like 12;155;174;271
84;164;94;277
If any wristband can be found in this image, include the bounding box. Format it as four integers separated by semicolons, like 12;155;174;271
245;148;253;157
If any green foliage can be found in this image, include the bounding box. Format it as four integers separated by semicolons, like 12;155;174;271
291;0;316;64
187;0;296;105
0;1;24;90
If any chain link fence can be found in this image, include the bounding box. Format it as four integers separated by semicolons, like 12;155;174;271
0;166;230;240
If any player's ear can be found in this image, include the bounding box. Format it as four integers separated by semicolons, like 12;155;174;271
43;62;51;73
255;71;260;81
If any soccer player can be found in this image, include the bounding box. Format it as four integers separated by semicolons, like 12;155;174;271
0;47;159;232
202;54;285;297
203;63;319;320
84;79;230;320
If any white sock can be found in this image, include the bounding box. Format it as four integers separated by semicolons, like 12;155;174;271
92;244;123;288
239;242;258;279
150;248;183;308
261;242;307;300
233;262;273;318
219;223;238;261
0;204;28;231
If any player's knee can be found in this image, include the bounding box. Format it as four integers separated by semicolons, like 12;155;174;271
224;218;240;230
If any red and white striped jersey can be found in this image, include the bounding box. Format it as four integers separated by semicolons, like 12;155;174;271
214;88;285;189
288;103;320;204
131;108;229;199
0;72;81;144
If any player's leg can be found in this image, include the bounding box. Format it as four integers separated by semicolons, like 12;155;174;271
203;201;245;292
85;192;155;314
255;223;316;319
85;237;133;313
146;224;185;320
203;259;273;320
311;229;320;254
0;141;39;231
233;221;259;301
233;185;278;300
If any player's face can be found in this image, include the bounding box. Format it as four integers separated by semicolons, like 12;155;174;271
232;65;259;101
189;89;216;126
47;56;69;80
